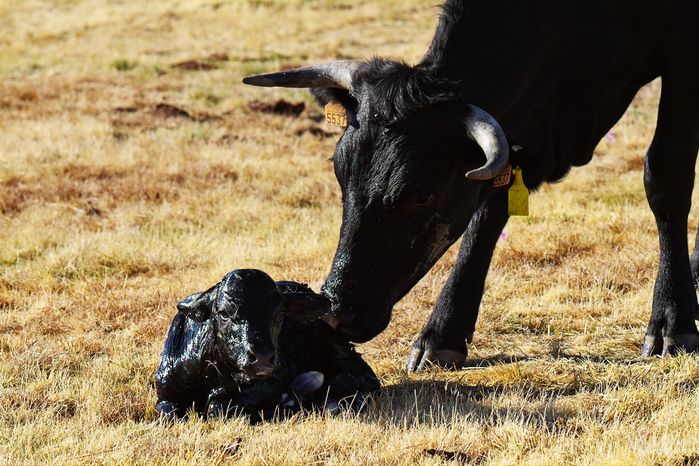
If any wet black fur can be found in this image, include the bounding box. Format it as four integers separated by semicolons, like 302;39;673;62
155;269;379;421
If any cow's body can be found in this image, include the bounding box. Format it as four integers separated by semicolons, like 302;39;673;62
405;0;699;368
421;0;690;188
244;0;699;369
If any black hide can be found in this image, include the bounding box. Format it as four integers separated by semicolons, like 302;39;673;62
154;269;379;422
309;0;699;366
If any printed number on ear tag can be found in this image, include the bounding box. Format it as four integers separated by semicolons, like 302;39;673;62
325;102;348;127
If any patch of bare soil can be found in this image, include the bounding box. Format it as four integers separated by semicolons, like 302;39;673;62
170;53;228;71
110;103;220;129
216;134;243;145
170;60;216;71
0;162;238;215
206;53;229;62
247;99;305;117
0;81;70;112
151;103;192;119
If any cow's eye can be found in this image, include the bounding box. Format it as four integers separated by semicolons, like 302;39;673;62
413;193;435;207
382;194;397;210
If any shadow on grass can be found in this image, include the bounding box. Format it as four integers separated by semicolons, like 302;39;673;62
364;352;653;429
369;378;581;432
463;353;533;367
465;351;648;367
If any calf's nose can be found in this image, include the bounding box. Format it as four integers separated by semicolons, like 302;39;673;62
253;351;276;367
245;350;278;377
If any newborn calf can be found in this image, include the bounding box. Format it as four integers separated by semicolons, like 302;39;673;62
155;269;379;421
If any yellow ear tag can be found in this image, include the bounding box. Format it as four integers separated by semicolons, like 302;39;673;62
508;167;529;216
324;102;348;127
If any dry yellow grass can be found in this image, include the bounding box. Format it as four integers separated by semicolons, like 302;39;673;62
1;1;699;464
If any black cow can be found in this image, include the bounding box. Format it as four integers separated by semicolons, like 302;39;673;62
244;0;699;370
155;269;379;421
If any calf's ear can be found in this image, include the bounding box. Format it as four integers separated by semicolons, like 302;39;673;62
177;286;216;322
281;290;331;324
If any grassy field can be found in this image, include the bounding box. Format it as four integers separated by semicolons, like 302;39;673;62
2;0;699;464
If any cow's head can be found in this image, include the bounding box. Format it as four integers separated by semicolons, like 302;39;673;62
178;269;330;382
244;59;509;342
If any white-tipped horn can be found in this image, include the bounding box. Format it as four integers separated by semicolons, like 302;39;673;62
243;60;360;93
463;105;509;180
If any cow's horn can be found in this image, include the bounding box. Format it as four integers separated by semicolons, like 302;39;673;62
463;105;509;180
242;60;360;92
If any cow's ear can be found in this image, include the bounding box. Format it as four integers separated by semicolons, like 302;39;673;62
177;286;216;323
311;88;358;114
278;283;331;324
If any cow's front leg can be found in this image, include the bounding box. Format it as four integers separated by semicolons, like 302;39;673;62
407;189;509;371
641;71;699;356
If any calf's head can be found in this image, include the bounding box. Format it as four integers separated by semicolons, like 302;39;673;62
244;59;509;342
178;269;330;382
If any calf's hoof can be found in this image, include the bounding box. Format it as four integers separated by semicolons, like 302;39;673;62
325;399;341;416
290;371;324;401
406;347;467;372
155;400;184;422
642;334;699;357
208;400;237;419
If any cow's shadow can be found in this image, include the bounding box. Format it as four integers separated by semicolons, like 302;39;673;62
462;353;532;367
369;381;574;429
464;351;643;367
363;351;648;429
359;351;651;463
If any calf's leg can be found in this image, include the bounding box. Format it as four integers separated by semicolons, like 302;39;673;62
328;352;380;405
407;189;509;371
320;335;380;412
642;70;699;356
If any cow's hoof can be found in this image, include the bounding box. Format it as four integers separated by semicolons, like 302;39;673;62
641;334;663;357
406;347;467;372
661;334;699;355
642;333;699;356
